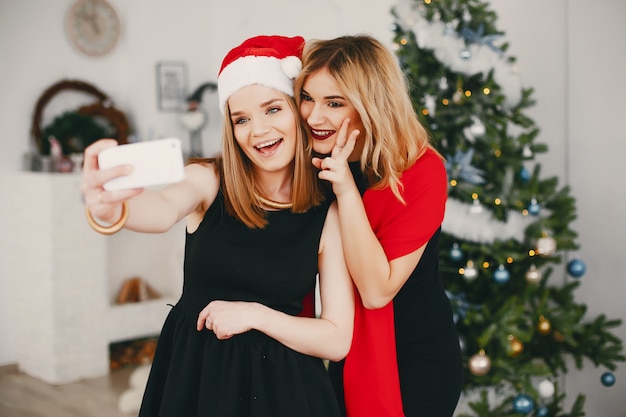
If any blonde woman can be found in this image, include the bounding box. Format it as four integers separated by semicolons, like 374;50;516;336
82;35;353;417
296;34;462;417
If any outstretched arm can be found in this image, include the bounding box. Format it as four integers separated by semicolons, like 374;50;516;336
196;203;355;362
81;139;219;233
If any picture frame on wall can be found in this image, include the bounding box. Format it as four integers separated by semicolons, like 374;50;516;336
156;61;188;111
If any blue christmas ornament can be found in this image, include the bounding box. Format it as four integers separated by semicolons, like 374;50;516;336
459;24;504;54
536;405;549;417
519;166;530;183
450;243;463;261
445;149;486;185
446;291;477;322
493;264;510;285
460;26;483;43
601;372;616;387
567;258;586;278
512;393;534;414
528;198;541;216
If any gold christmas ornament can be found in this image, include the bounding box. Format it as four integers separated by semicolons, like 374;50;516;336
508;334;524;357
453;88;464;104
468;349;491;376
537;315;552;335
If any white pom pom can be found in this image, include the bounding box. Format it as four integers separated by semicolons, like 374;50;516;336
281;56;302;79
538;379;555;398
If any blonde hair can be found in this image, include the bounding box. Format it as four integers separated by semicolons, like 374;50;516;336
203;92;323;229
296;34;441;203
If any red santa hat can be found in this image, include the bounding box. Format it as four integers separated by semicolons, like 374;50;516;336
217;35;305;113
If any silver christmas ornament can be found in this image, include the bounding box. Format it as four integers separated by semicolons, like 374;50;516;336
525;264;542;284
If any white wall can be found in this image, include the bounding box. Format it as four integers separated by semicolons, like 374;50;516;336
564;1;626;414
488;1;626;413
1;0;625;414
0;0;394;362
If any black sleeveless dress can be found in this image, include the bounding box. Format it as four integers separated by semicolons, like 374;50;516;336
138;191;340;417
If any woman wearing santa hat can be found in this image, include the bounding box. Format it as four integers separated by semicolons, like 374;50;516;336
296;35;463;417
81;35;353;417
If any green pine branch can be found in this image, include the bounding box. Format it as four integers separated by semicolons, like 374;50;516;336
391;0;624;415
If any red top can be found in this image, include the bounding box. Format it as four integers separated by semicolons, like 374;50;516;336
342;148;447;417
362;148;447;260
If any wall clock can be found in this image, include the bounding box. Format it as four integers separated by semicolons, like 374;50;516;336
65;0;121;57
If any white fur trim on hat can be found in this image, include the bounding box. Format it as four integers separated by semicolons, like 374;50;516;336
218;55;301;113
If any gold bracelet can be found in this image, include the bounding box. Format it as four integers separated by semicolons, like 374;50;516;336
85;201;129;235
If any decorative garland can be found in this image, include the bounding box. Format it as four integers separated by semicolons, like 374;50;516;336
30;79;130;154
78;102;130;142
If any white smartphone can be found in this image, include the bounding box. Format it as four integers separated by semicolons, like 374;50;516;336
98;138;185;191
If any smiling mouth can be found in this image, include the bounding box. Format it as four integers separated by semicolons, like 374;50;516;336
310;129;335;141
254;138;283;154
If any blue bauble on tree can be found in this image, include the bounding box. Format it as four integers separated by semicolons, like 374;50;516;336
528;198;541;216
601;372;616;387
493;264;510;285
512;393;534;414
520;166;530;183
536;405;549;417
567;258;586;278
450;242;463;261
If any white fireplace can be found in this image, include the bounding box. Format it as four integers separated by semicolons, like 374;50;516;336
7;172;184;384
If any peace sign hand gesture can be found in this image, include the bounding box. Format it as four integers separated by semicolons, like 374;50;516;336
312;118;360;198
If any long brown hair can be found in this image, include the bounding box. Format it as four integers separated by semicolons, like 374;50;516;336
295;34;442;203
191;92;323;228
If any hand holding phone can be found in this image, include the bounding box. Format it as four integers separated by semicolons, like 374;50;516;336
98;138;185;191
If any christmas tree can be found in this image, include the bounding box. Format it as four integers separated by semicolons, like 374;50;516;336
390;1;624;416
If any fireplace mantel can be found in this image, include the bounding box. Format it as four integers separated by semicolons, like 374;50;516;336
8;172;184;384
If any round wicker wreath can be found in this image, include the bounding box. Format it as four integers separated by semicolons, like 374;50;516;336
31;79;130;154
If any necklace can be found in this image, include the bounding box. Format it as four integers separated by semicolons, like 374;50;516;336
254;193;293;210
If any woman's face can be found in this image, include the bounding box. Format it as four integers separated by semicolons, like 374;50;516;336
299;68;364;160
228;84;298;175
